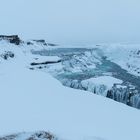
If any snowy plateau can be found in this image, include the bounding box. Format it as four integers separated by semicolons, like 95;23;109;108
1;36;140;140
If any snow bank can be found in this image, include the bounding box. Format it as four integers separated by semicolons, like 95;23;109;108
81;76;122;96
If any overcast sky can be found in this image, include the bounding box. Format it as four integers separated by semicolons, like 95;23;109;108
0;0;140;44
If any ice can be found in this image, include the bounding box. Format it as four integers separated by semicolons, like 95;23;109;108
81;76;122;96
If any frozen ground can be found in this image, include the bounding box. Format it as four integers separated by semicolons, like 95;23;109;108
1;38;140;140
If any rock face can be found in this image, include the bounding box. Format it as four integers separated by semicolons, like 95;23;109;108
0;51;14;60
0;131;56;140
0;35;21;45
31;60;61;66
107;84;140;109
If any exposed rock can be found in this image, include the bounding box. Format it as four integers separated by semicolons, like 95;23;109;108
107;84;140;108
47;43;58;47
0;131;56;140
33;39;46;43
29;67;35;70
0;35;21;45
26;131;55;140
0;51;14;60
0;134;17;140
27;41;34;45
30;60;61;66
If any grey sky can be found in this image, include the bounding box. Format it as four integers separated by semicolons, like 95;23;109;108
0;0;140;44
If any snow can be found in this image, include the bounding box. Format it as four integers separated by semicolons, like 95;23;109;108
1;41;140;140
48;43;140;77
14;132;36;140
0;131;58;140
81;76;122;96
99;43;140;76
116;85;127;89
31;55;61;63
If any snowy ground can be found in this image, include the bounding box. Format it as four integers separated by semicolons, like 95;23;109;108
100;43;140;76
1;40;140;140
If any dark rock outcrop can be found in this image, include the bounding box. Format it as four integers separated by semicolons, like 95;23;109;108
30;60;61;66
0;131;56;140
0;51;14;60
0;35;21;45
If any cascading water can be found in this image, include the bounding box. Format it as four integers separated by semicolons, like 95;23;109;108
32;48;140;109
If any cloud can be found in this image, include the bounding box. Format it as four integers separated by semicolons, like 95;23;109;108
0;0;140;44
